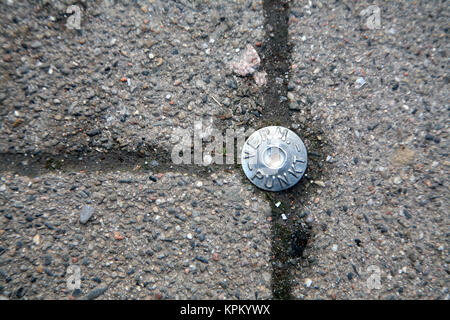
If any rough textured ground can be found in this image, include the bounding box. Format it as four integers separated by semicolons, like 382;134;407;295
0;170;272;299
0;0;264;155
287;0;449;299
0;0;448;300
0;0;271;300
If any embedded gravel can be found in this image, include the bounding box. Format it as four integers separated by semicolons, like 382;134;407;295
0;170;272;299
0;0;448;300
287;0;449;299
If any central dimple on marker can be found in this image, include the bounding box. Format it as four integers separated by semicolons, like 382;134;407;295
262;146;287;169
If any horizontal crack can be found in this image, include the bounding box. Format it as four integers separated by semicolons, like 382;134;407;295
0;150;237;178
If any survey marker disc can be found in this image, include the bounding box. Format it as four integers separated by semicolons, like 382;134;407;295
241;126;307;191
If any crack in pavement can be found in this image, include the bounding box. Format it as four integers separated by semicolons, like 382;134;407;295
260;0;331;299
0;0;331;300
261;0;299;300
261;0;292;125
0;150;237;178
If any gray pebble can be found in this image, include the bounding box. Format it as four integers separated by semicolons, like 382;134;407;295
80;205;94;224
87;287;108;300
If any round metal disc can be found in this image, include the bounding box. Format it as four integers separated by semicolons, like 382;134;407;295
241;126;307;191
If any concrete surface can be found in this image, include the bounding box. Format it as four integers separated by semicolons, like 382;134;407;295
0;0;448;300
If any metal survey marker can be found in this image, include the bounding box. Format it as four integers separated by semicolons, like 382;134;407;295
241;126;307;191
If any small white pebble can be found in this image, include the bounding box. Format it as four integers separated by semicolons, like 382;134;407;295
195;181;203;188
203;155;212;165
305;278;312;287
281;214;287;220
275;201;281;207
355;77;366;89
332;244;338;252
393;176;402;185
314;180;325;187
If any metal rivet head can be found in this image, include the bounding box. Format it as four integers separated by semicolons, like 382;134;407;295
241;126;307;191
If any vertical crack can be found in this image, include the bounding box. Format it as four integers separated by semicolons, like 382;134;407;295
261;0;297;299
261;0;292;125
